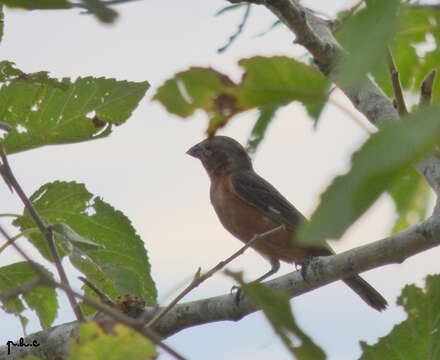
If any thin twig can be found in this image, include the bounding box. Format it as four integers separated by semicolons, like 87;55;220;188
0;225;187;360
217;4;252;53
78;276;115;307
0;277;43;302
0;228;38;254
146;224;285;328
386;48;408;116
0;213;20;218
0;146;85;322
327;97;374;134
419;69;437;106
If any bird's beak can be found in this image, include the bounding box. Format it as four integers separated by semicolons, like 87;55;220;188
186;143;203;158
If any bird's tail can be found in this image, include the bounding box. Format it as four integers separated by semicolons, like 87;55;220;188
343;275;388;311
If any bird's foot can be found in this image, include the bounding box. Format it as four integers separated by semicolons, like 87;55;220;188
299;257;323;283
299;258;313;283
230;285;243;305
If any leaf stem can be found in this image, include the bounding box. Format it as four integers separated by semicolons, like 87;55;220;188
146;224;285;329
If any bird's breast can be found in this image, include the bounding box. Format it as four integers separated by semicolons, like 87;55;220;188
209;175;330;263
210;175;280;242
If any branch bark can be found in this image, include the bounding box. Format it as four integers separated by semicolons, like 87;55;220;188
259;0;440;195
3;214;439;358
3;1;440;358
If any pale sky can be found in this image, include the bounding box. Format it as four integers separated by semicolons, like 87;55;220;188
1;1;439;359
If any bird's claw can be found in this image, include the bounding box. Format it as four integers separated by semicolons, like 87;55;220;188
230;285;243;305
300;258;312;284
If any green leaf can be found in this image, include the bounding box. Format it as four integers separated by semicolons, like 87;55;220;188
370;4;440;99
68;322;157;360
13;181;157;305
0;0;71;9
0;61;149;154
247;105;279;154
0;262;57;328
335;0;400;89
77;0;118;24
154;56;329;135
388;168;431;234
240;281;326;359
153;67;237;118
238;57;329;121
300;106;440;246
359;274;440;359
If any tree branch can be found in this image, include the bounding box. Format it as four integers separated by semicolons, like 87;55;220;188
3;214;439;358
0;146;85;323
0;225;187;360
250;0;440;195
0;277;43;302
145;225;285;328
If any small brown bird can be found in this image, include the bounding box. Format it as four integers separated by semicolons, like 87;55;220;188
187;136;387;311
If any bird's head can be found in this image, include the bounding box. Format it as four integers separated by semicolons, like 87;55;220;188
187;136;252;178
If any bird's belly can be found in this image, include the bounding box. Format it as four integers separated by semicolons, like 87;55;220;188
210;180;317;263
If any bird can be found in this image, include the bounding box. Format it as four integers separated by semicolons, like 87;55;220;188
187;135;387;311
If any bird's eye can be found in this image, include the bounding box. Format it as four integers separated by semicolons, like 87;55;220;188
204;145;213;156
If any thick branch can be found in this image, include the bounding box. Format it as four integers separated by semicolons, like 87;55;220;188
151;217;438;338
257;0;440;194
3;215;438;358
260;0;397;124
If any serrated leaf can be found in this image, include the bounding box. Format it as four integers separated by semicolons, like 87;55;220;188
335;0;400;89
388;168;431;233
77;0;118;24
238;57;329;121
247;105;279;154
300;106;440;246
13;181;157;305
0;62;149;154
359;274;440;359
0;262;57;329
153;67;237;118
68;322;157;360
72;249;119;316
154;56;329;135
0;0;70;9
240;281;325;359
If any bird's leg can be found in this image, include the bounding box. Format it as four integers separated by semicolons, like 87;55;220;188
233;258;280;305
300;258;311;283
253;258;280;283
299;256;321;283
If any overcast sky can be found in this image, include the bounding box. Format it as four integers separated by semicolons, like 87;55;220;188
1;1;439;359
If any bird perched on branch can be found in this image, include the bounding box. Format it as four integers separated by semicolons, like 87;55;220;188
187;135;387;311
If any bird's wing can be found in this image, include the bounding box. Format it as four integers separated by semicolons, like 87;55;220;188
230;170;306;231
